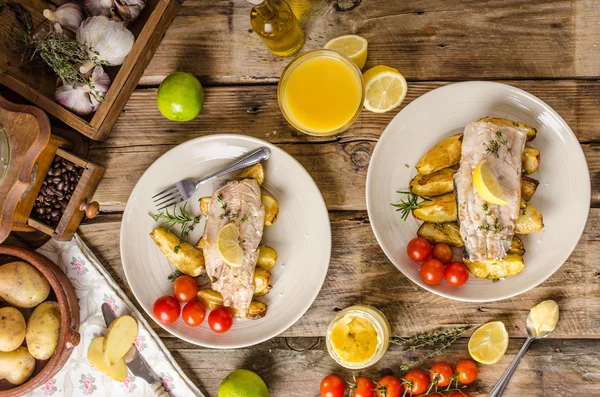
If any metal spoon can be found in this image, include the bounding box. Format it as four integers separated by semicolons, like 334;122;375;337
488;302;558;397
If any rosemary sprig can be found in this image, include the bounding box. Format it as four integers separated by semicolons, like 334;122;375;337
149;202;202;253
391;191;430;221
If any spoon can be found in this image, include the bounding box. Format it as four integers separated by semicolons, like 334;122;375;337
488;300;559;397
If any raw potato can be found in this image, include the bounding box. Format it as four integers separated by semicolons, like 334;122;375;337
0;307;26;352
508;236;525;256
0;261;51;308
0;346;35;385
150;227;205;277
253;268;272;296
515;204;544;234
103;315;138;366
262;194;279;227
464;254;525;279
522;146;540;175
415;133;463;175
26;301;61;360
197;289;267;320
409;168;456;197
412;193;457;223
417;222;464;247
478;117;537;141
237;163;265;186
257;245;278;270
88;337;127;382
199;196;211;216
521;176;539;202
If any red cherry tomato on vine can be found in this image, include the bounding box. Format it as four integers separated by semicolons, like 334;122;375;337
181;300;206;326
407;237;432;262
376;375;402;397
432;243;453;264
153;296;180;324
351;377;375;397
430;361;454;387
456;359;478;384
320;374;345;397
420;258;445;284
208;307;233;333
448;392;471;397
403;369;429;395
173;275;198;302
445;262;469;287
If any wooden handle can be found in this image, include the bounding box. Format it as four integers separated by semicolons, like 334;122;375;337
79;200;100;218
150;380;170;397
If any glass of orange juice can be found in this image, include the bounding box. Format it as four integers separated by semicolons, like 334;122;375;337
278;49;365;136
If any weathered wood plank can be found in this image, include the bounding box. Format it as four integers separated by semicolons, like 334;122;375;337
77;208;600;339
140;0;600;85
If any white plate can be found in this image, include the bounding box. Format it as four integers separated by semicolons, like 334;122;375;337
366;81;590;302
121;135;331;348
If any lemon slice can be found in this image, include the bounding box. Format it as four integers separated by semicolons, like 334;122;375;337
362;65;407;113
323;34;368;70
473;159;508;205
468;321;509;365
217;223;244;267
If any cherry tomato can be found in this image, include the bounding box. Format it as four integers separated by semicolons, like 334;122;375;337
455;359;478;384
153;296;180;324
429;361;454;387
420;259;445;284
173;275;198;302
448;392;471;397
445;262;469;287
432;243;453;264
351;377;375;397
320;374;345;397
403;369;429;395
376;375;402;397
208;307;233;333
181;300;206;326
407;237;432;262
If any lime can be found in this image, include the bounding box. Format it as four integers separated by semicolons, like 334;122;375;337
218;369;269;397
157;72;204;122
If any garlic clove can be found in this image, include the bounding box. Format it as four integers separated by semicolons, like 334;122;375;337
55;83;98;115
88;65;111;103
77;16;135;70
84;0;114;17
113;0;146;25
43;2;83;33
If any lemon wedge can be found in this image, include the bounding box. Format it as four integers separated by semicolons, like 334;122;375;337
217;223;244;267
468;321;509;365
473;159;508;205
362;65;407;113
323;34;368;69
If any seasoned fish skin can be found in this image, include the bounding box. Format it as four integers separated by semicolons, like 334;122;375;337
455;122;528;262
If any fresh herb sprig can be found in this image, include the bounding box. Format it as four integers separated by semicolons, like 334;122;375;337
167;269;183;282
391;191;430;221
149;202;202;253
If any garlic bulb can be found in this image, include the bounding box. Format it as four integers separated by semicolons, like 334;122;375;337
84;0;113;17
88;66;111;105
114;0;146;25
77;16;135;74
43;2;83;33
55;84;98;115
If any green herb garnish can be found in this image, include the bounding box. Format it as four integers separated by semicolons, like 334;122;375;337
149;202;202;253
167;269;183;282
391;191;430;221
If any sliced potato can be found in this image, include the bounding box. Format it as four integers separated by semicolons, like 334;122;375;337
197;289;267;320
478;117;537;141
199;196;211;216
508;236;525;256
102;315;138;366
257;245;278;270
522;146;540;175
515;203;544;234
237;163;265;186
417;222;464;247
88;337;127;382
412;193;457;223
521;176;539;202
410;168;456;198
464;254;525;279
416;133;463;175
253;268;272;296
150;227;205;276
261;194;279;227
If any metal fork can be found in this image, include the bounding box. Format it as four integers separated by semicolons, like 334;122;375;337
152;146;271;210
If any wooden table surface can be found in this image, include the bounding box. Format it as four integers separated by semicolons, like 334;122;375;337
78;1;600;396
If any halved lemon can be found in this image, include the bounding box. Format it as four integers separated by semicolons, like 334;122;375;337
323;34;368;70
473;159;508;205
217;223;244;267
468;321;509;365
362;65;408;113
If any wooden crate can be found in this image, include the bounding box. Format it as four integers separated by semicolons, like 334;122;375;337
0;0;181;141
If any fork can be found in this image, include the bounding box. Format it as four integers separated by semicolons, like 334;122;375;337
152;146;271;210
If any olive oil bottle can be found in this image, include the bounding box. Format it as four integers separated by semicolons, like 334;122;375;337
247;0;305;57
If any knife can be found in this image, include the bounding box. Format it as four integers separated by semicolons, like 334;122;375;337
101;303;169;397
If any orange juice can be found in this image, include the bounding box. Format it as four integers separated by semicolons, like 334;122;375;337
278;50;364;136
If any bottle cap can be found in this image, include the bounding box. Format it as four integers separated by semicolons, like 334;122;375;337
246;0;264;4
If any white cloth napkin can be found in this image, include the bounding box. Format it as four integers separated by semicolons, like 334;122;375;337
23;234;204;397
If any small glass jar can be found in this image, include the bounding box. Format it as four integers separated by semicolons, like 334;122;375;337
326;305;391;369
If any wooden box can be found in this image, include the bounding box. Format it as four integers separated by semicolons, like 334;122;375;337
0;0;181;141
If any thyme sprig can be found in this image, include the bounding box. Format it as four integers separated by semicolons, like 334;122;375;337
391;191;430;221
167;269;183;282
149;202;202;253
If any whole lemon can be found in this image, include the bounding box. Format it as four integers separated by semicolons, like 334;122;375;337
157;72;204;122
218;369;269;397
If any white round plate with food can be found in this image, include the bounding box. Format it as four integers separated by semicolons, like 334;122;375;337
366;81;590;302
121;135;331;348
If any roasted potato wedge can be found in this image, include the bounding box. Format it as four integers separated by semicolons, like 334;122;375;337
478;117;537;141
253;268;272;296
417;222;463;247
522;146;540;175
150;227;205;277
464;254;525;279
199;197;210;216
196;236;205;249
409;168;456;198
262;194;279;226
257;245;278;270
416;134;463;175
515;203;544;234
521;176;539;202
197;289;267;320
237;163;265;186
508;236;525;256
412;193;457;223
